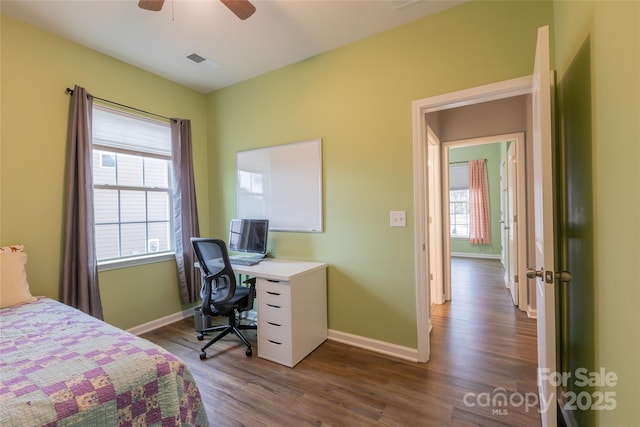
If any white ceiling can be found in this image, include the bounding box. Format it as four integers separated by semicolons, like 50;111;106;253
1;0;465;93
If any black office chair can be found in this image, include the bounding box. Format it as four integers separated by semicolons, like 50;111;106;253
191;237;257;359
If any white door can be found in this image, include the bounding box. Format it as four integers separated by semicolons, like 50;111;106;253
530;25;557;427
507;143;518;305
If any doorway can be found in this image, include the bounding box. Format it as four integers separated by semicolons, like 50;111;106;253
413;28;557;426
412;76;534;363
438;134;528;312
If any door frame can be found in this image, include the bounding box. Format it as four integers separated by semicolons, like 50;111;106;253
501;152;510;288
439;133;527;307
412;75;532;362
427;126;444;306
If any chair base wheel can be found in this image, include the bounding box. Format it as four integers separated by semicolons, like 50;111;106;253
245;348;252;357
199;351;207;360
197;334;204;341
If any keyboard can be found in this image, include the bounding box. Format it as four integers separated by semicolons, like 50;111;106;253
230;257;261;266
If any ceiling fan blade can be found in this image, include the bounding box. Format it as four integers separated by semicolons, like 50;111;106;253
138;0;164;12
220;0;256;20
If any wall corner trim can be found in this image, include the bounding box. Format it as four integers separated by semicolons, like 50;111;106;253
127;307;195;336
328;329;419;363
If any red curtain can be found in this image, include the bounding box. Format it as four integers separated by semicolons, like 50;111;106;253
468;159;491;244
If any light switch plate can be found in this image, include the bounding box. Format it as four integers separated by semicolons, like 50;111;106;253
390;211;406;227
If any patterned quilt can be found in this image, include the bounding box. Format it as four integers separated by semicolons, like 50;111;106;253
0;298;209;426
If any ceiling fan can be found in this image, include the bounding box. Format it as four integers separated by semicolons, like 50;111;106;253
138;0;256;20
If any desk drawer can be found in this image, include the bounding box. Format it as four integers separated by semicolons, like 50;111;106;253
259;318;290;344
258;289;290;308
259;301;290;326
258;336;292;366
257;278;290;296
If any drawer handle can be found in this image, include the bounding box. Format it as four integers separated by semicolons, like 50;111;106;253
266;291;281;296
267;321;281;327
266;304;281;309
267;339;282;345
267;279;280;283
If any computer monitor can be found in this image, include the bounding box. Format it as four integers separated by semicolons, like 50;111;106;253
228;219;269;256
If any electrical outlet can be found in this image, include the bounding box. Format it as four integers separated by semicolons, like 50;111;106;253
390;211;406;227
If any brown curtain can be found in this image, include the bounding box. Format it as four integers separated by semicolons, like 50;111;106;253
468;159;491;245
62;85;103;319
171;119;200;304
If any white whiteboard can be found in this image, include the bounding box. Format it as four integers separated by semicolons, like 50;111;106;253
237;139;323;232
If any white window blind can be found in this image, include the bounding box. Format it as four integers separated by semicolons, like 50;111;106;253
92;106;171;157
449;163;469;190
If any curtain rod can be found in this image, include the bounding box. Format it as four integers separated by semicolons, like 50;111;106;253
65;87;172;122
449;158;487;165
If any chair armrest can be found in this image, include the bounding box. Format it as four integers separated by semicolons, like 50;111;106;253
239;277;256;312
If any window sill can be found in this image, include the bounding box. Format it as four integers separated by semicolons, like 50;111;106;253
98;252;175;272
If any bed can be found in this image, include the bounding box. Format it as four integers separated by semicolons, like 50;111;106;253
0;245;210;426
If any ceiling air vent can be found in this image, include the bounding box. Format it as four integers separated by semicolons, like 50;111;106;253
186;53;221;70
187;53;206;63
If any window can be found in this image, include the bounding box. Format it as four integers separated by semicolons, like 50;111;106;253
450;189;469;238
92;105;173;262
449;163;469;238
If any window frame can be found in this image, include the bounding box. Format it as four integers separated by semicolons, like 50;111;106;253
91;105;175;270
448;162;470;239
449;188;470;239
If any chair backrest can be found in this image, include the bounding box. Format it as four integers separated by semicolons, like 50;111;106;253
191;238;237;315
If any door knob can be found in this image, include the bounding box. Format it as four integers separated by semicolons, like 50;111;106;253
555;271;573;283
526;268;543;279
526;268;573;284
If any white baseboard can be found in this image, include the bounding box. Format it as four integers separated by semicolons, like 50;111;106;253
130;311;420;364
127;307;195;336
328;329;418;363
451;252;501;260
527;307;537;319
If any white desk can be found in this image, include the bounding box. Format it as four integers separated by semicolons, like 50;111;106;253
233;258;327;368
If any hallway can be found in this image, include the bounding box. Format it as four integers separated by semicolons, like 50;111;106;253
429;256;540;425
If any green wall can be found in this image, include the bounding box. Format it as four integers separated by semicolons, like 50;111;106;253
448;143;503;257
206;1;553;348
553;1;639;425
3;1;639;423
0;14;210;329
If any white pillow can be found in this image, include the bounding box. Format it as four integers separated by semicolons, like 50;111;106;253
1;245;37;308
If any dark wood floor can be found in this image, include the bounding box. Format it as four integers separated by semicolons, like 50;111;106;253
142;257;540;426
